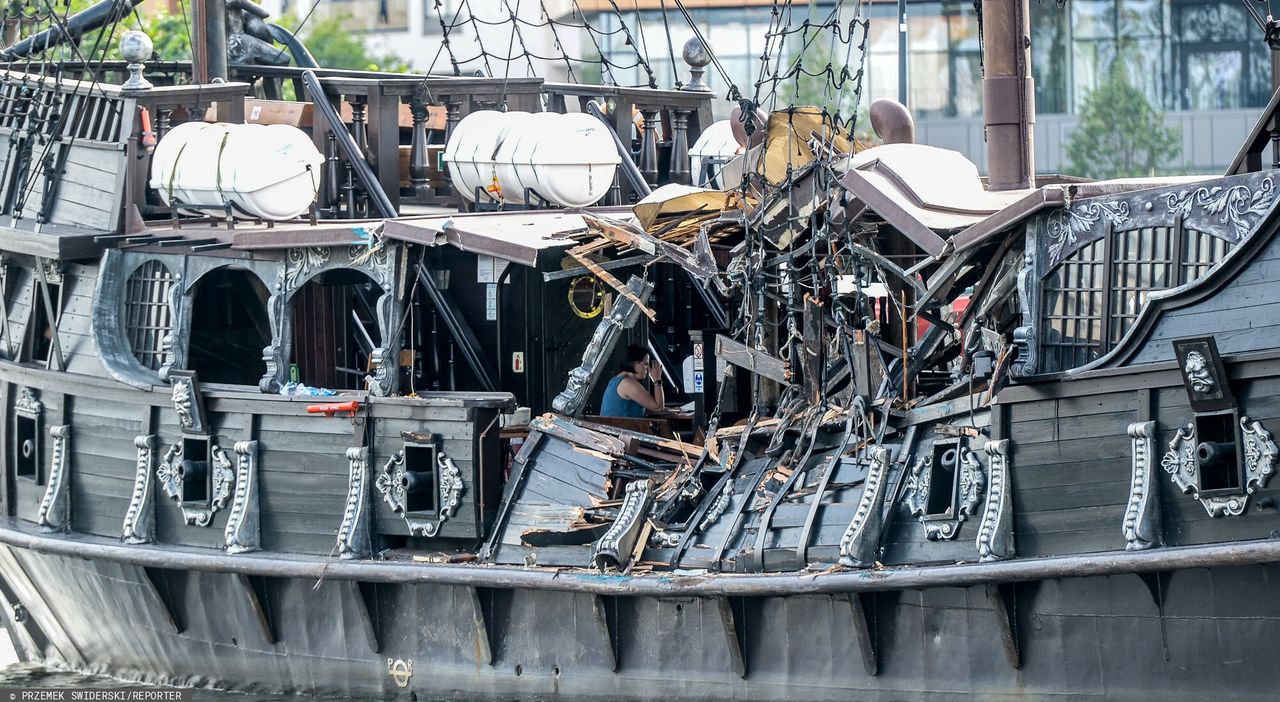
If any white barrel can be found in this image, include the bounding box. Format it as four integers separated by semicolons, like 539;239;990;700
445;110;620;208
150;122;323;220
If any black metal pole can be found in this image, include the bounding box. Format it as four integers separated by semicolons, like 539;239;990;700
204;0;228;82
897;0;907;105
301;70;397;218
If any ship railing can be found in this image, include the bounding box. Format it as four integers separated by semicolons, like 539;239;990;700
72;61;720;223
543;82;715;203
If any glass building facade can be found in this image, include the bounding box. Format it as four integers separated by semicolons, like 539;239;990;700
593;0;1273;118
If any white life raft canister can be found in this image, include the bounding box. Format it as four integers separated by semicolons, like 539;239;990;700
150;122;323;220
444;110;621;208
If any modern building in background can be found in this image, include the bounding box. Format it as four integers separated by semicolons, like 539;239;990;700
581;0;1272;174
271;0;1273;174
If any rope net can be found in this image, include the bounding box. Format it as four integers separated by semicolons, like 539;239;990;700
428;0;657;87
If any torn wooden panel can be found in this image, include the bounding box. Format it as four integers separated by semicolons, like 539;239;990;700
716;335;789;385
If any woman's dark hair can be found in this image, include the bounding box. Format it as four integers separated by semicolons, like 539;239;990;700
620;344;649;372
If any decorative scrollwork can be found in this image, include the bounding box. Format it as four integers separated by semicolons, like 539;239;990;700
1183;351;1216;394
284;246;331;290
172;378;194;430
375;447;466;538
156;441;235;526
1163;417;1278;517
591;479;654;570
1162;177;1275;243
337;447;371;558
224;441;260;554
976;439;1013;562
375;450;408;513
349;240;392;290
434;451;464;530
15;387;42;416
1047;200;1131;264
697;480;734;533
39;258;63;286
649;529;682;548
122;434;157;544
903;445;985;541
37;425;70;532
1123;421;1161;551
838;446;891;567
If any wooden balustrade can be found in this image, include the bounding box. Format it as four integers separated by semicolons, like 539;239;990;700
543;83;713;203
45;60;722;224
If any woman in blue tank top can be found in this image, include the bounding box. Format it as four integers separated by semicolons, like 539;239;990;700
600;344;665;417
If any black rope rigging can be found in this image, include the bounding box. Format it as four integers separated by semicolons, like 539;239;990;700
5;0;132;225
425;0;657;88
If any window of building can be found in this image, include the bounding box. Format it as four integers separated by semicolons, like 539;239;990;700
124;260;175;372
1170;1;1270;111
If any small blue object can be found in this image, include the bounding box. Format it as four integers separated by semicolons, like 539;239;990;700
279;381;338;397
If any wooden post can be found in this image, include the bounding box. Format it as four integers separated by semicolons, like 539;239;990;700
980;0;1035;191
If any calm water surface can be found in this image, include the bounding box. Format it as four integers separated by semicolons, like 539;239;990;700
0;640;434;702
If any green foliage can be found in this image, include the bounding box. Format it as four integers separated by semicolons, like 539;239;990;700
123;10;191;62
60;2;408;73
786;37;858;121
293;13;409;73
58;4;191;62
1066;60;1181;180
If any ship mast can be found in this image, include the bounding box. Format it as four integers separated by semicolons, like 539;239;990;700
191;0;228;83
980;0;1035;191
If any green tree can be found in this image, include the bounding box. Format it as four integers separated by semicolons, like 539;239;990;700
61;4;191;62
786;37;858;120
294;13;408;72
1066;59;1180;180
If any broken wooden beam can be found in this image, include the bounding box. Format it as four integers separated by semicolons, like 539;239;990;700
716;334;789;384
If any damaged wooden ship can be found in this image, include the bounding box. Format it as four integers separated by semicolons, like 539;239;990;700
0;0;1277;700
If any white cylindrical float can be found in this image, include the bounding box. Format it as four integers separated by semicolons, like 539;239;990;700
444;110;620;208
150;122;324;220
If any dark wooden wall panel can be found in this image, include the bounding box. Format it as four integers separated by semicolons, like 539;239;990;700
256;411;352;555
1006;392;1135;558
57;267;100;376
69;396;143;538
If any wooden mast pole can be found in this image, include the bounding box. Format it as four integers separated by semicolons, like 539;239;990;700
190;0;227;84
980;0;1035;191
